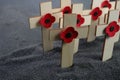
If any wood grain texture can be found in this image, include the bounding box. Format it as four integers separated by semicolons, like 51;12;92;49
116;0;120;10
77;26;89;39
91;0;103;9
96;10;120;61
40;1;53;52
49;29;62;41
61;0;71;8
72;3;83;14
61;40;75;68
40;1;52;15
61;14;77;68
29;16;41;29
87;20;99;42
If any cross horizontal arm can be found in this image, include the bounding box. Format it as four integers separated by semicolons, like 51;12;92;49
29;12;62;29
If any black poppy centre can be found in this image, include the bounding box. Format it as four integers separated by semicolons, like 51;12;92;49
64;10;69;14
110;26;115;32
65;32;72;38
93;12;98;16
77;19;80;24
103;5;108;8
45;19;51;24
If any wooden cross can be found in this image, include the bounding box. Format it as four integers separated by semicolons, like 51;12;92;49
50;14;90;68
96;10;120;61
29;0;71;52
72;3;91;53
87;0;116;42
29;1;63;52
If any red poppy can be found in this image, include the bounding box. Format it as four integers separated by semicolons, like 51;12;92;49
38;13;55;28
105;21;120;37
62;6;72;14
90;7;102;20
76;14;85;27
60;27;78;43
101;0;111;9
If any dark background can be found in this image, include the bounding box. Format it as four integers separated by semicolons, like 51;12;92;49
0;0;120;80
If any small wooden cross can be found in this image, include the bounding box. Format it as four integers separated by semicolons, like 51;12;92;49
72;3;91;53
50;13;91;68
87;0;116;42
96;10;120;61
29;0;71;52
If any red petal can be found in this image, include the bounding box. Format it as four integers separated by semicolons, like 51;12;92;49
101;1;111;9
62;6;72;14
77;14;85;27
38;13;54;28
64;38;73;43
65;27;74;32
60;31;66;40
107;32;115;37
51;16;55;23
114;24;120;32
90;7;102;20
73;31;78;38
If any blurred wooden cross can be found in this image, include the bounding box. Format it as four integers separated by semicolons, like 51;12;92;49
29;0;71;52
50;14;90;68
87;0;116;42
96;10;120;61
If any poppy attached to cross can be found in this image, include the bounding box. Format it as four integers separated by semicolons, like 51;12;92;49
96;10;120;61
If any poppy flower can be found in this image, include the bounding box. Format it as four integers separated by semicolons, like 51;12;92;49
76;14;85;27
101;0;111;9
105;21;120;37
60;27;78;43
62;6;72;14
90;7;102;20
38;13;55;28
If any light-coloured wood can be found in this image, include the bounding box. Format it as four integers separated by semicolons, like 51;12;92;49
61;40;75;68
99;8;109;24
82;10;91;15
73;26;89;54
96;25;107;37
52;8;61;13
40;1;53;52
40;1;52;15
87;20;99;42
102;37;115;61
60;18;63;28
116;0;120;10
61;0;71;8
61;14;77;68
96;10;120;61
107;10;119;23
53;12;63;23
49;29;62;41
63;14;77;28
72;3;91;53
82;15;91;26
72;3;83;14
29;16;41;29
29;12;62;29
109;1;116;10
77;26;89;39
91;0;103;9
